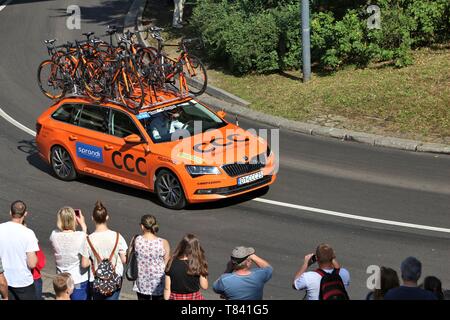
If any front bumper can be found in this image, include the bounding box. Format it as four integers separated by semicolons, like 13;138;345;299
194;175;273;195
184;153;277;203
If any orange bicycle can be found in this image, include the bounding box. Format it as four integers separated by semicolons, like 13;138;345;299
37;39;104;99
83;40;145;112
141;27;208;96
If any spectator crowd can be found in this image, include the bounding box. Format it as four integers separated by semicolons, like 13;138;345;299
0;200;447;301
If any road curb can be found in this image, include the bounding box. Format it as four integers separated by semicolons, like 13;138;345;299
130;0;450;155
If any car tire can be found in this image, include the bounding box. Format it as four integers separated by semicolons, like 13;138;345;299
50;146;77;181
155;169;187;210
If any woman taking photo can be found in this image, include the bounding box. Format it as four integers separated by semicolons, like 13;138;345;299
164;234;208;300
132;215;170;300
49;207;89;300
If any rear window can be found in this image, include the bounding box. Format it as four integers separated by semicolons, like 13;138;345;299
78;105;109;134
51;104;82;124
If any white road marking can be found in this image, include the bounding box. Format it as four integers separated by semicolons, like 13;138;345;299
0;0;12;12
0;107;36;136
253;198;450;234
1;106;448;234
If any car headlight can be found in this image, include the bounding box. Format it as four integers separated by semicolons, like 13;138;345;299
186;165;221;176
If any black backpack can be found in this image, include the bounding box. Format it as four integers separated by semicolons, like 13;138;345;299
315;268;349;300
87;232;122;297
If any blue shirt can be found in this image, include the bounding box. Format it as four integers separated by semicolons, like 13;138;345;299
213;267;273;300
384;286;438;300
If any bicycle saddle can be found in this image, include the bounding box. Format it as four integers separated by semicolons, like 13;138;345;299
83;32;95;38
44;39;57;45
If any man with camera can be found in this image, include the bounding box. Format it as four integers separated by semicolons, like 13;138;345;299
293;243;350;300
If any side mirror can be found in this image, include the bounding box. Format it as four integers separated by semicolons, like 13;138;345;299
217;110;226;119
124;134;142;144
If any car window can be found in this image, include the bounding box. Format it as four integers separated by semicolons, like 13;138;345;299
110;110;142;139
139;100;226;143
51;104;82;124
78;105;109;133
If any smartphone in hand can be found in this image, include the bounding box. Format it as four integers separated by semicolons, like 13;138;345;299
74;209;81;217
308;254;317;267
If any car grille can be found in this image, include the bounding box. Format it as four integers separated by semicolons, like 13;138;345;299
221;153;266;177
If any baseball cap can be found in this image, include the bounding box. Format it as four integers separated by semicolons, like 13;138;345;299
230;246;255;264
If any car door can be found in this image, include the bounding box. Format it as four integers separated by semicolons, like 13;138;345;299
49;103;83;162
71;104;112;176
104;108;151;189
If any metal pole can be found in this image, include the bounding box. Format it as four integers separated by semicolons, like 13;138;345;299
301;0;311;82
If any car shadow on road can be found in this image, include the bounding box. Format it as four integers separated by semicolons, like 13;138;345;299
17;139;266;211
18;139;55;176
186;186;270;211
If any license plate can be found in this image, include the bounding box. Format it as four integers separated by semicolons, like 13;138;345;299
237;171;264;185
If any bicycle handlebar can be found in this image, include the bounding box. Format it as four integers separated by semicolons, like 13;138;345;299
82;32;95;39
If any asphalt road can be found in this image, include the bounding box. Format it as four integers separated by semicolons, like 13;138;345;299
0;0;449;300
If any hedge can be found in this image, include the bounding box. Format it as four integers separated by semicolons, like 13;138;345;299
191;0;450;74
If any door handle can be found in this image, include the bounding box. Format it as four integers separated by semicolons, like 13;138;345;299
69;135;78;141
104;144;114;150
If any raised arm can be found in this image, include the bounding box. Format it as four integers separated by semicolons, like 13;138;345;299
249;254;270;268
293;253;314;285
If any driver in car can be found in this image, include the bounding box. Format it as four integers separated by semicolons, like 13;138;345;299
150;107;185;140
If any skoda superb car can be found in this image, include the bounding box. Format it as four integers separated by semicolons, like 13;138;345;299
35;93;277;209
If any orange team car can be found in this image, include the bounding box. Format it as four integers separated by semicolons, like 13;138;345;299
35;92;277;209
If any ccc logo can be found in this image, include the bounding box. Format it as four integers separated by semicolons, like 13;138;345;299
193;134;249;153
112;151;147;176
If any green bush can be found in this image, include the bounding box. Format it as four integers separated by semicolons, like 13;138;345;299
273;3;301;70
191;0;279;74
222;11;280;73
191;0;450;74
405;0;449;45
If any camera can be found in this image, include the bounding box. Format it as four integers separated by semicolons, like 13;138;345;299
308;254;317;266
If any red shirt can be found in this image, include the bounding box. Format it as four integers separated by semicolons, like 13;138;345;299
32;247;46;280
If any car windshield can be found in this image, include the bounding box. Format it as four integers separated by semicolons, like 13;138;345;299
138;100;227;143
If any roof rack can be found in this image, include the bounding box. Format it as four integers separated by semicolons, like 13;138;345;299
55;82;194;113
136;83;194;113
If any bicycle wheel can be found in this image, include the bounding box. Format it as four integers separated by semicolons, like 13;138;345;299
183;55;207;96
136;47;158;66
82;60;106;101
37;60;66;99
117;68;145;112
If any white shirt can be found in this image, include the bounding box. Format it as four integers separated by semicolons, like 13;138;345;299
50;230;89;284
150;116;184;140
80;230;128;282
294;268;350;300
0;221;39;287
